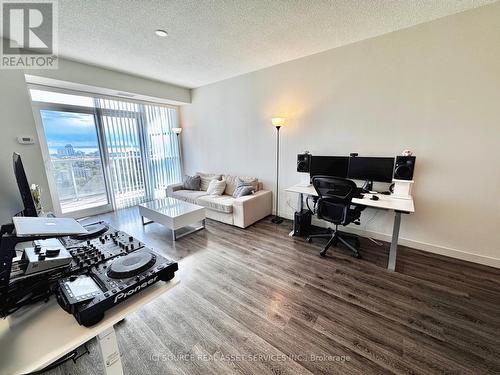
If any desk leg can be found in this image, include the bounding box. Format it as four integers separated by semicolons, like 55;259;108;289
388;211;402;272
97;326;124;375
289;193;304;237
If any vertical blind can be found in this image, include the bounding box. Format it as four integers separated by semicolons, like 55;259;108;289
142;104;182;199
95;98;182;209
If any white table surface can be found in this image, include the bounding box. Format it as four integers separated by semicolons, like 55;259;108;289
139;198;206;235
139;197;204;218
0;278;179;375
285;184;415;213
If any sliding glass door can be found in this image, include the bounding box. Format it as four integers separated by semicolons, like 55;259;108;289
38;107;113;216
31;88;182;218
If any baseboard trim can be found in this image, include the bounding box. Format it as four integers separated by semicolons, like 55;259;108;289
344;226;500;269
284;213;500;269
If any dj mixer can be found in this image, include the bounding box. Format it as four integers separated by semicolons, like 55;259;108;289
55;222;178;326
0;220;177;326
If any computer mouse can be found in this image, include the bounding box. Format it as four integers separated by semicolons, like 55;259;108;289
370;195;379;201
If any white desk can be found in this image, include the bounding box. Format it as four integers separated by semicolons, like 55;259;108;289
285;184;415;271
0;278;178;375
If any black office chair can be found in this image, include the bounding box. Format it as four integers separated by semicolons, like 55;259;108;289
306;176;363;258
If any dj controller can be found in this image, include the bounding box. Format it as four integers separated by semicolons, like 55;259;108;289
1;221;178;327
62;226;145;272
55;222;178;326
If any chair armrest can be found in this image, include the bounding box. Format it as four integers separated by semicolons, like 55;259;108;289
166;183;184;196
232;190;272;228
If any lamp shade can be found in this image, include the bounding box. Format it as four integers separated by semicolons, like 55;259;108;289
271;117;285;128
172;127;182;135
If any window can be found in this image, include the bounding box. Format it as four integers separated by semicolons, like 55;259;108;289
30;87;182;216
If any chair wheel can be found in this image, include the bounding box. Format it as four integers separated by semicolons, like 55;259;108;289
320;250;327;257
352;252;362;259
306;237;312;243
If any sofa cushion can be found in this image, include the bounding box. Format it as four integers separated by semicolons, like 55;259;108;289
207;179;226;195
196;172;222;191
197;194;234;213
224;175;259;195
170;190;208;204
223;175;238;196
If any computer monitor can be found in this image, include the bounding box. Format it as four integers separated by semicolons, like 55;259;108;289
347;156;395;183
13;153;38;217
309;156;349;180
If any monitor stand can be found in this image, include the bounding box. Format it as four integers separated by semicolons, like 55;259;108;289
362;180;373;193
296;173;311;187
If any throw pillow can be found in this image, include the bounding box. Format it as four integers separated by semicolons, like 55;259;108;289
233;185;255;198
182;175;201;190
196;172;222;191
224;175;258;195
206;179;226;196
237;177;258;191
233;179;256;198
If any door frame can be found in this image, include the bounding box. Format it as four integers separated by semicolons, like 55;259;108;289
32;102;114;218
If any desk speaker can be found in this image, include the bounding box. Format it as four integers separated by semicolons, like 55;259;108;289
394;156;416;180
297;153;311;173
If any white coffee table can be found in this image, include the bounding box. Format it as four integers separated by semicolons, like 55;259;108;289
138;198;206;241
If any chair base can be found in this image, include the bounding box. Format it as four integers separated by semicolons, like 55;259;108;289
306;227;361;258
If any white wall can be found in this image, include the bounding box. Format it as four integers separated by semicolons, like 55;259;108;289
181;3;500;267
0;50;191;224
0;67;53;222
29;58;191;105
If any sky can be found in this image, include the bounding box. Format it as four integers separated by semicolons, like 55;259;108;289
41;110;141;154
41;110;99;151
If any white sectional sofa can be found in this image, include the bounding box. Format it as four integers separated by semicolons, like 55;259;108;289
166;173;272;228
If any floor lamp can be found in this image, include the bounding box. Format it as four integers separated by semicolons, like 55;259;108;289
271;117;285;224
172;127;183;178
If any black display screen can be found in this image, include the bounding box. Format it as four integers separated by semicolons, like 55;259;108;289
13;152;38;217
347;157;395;183
309;156;349;179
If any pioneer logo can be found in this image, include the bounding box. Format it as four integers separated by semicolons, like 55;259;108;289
114;276;158;304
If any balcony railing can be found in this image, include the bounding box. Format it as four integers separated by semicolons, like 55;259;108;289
51;157;108;213
51;154;179;212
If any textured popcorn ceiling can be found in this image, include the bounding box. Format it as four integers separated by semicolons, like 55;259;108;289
51;0;498;88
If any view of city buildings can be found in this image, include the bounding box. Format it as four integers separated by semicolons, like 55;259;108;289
50;144;108;211
49;144;147;212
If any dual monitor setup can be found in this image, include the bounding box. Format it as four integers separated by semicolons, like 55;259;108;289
297;153;416;191
292;152;416;239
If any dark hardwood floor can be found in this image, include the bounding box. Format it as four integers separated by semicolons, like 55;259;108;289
46;207;500;374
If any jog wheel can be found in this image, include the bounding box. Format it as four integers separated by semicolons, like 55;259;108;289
71;223;108;240
107;251;156;279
